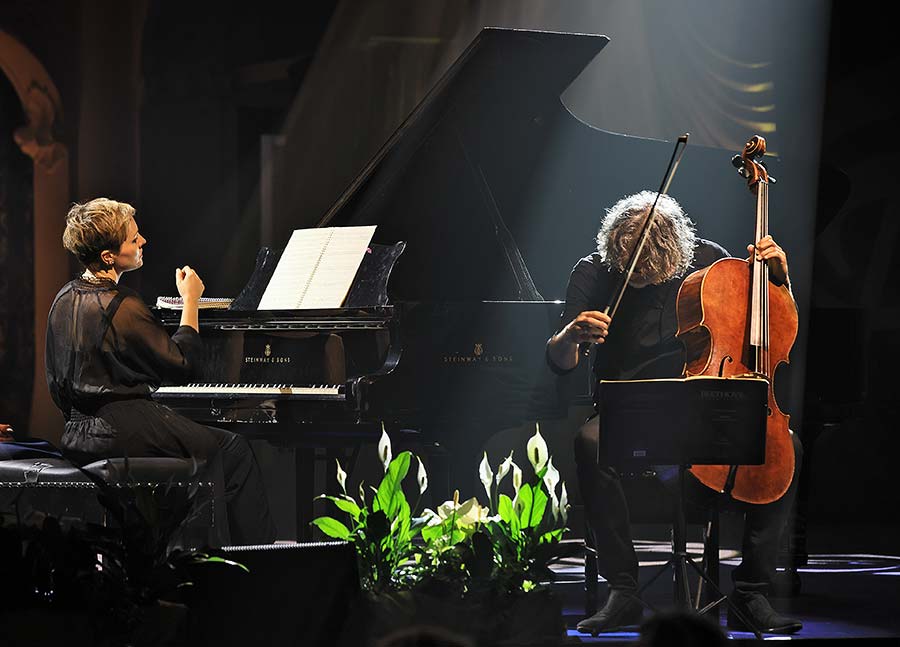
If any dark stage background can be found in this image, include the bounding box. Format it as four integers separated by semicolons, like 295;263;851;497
0;1;896;546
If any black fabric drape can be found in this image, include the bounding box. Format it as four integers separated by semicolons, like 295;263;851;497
0;72;34;433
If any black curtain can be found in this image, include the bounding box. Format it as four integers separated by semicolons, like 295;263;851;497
0;73;34;432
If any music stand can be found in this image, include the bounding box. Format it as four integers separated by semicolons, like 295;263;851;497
598;376;768;638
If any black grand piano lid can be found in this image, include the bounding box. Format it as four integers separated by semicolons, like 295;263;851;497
317;27;610;302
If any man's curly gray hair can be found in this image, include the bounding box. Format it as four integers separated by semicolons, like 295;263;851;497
596;191;697;285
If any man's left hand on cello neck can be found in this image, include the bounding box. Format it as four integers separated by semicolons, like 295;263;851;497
748;235;791;290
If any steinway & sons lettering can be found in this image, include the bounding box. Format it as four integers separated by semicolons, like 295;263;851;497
443;343;513;364
244;343;291;364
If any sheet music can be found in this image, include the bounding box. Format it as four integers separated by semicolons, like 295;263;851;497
257;225;377;310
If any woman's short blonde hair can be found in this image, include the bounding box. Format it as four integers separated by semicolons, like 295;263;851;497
596;191;697;285
63;198;135;267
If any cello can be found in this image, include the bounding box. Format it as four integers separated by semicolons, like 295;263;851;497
675;135;798;505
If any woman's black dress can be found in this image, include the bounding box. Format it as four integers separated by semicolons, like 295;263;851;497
45;277;275;545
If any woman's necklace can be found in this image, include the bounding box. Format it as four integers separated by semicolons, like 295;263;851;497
80;269;115;284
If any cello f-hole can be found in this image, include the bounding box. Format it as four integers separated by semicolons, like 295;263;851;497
718;356;733;377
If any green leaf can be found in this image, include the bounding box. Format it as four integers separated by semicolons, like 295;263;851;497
393;496;412;544
317;494;361;521
516;484;533;528
539;528;565;543
192;555;250;573
449;528;467;545
529;485;548;528
373;451;412;518
421;524;442;543
311;516;351;540
498;494;520;536
498;494;515;524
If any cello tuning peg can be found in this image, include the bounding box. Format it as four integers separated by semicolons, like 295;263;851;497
758;161;776;183
731;154;744;169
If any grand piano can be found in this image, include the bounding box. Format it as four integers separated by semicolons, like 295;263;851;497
152;28;608;525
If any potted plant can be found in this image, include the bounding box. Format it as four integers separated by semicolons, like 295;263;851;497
313;425;575;645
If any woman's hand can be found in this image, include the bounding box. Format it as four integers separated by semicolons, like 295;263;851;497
175;265;205;303
175;266;204;333
748;236;790;287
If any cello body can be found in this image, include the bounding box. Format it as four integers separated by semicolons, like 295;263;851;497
675;134;797;505
676;257;797;504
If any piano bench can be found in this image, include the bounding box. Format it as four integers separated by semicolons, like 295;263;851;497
0;456;215;550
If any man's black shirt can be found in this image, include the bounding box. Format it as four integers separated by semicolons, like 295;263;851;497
552;238;729;383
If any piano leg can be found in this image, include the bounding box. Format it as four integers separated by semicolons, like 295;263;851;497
296;447;316;541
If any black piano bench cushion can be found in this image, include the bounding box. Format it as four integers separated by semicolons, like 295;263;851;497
0;456;217;550
82;456;210;488
0;457;88;485
0;456;211;489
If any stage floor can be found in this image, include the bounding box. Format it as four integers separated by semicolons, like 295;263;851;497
551;536;900;644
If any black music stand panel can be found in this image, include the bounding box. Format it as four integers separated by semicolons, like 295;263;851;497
599;377;768;469
595;376;769;635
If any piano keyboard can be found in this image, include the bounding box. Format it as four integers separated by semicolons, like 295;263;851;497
154;383;345;400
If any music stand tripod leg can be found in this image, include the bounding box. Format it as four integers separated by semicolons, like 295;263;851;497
686;464;765;640
634;465;694;611
673;465;692;608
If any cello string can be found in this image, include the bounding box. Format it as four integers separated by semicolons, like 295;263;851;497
763;180;770;378
754;179;763;374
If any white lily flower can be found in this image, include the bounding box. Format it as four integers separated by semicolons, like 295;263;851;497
435;496;496;526
335;458;348;494
455;497;481;525
526;423;548;472
513;493;526;517
437;494;473;518
478;452;494;503
549;489;560;522
471;507;502;525
560;483;569;525
417;455;428;495
377;424;392;473
512;461;523;494
495;451;514;487
459;498;494;525
543;457;560;497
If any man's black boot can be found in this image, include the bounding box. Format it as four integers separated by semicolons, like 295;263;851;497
576;589;643;635
727;589;802;634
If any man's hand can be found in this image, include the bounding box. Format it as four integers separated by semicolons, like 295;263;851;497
547;310;611;372
747;235;790;287
175;265;205;302
563;310;612;345
0;424;14;443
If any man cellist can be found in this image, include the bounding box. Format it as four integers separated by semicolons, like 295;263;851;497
546;190;803;635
